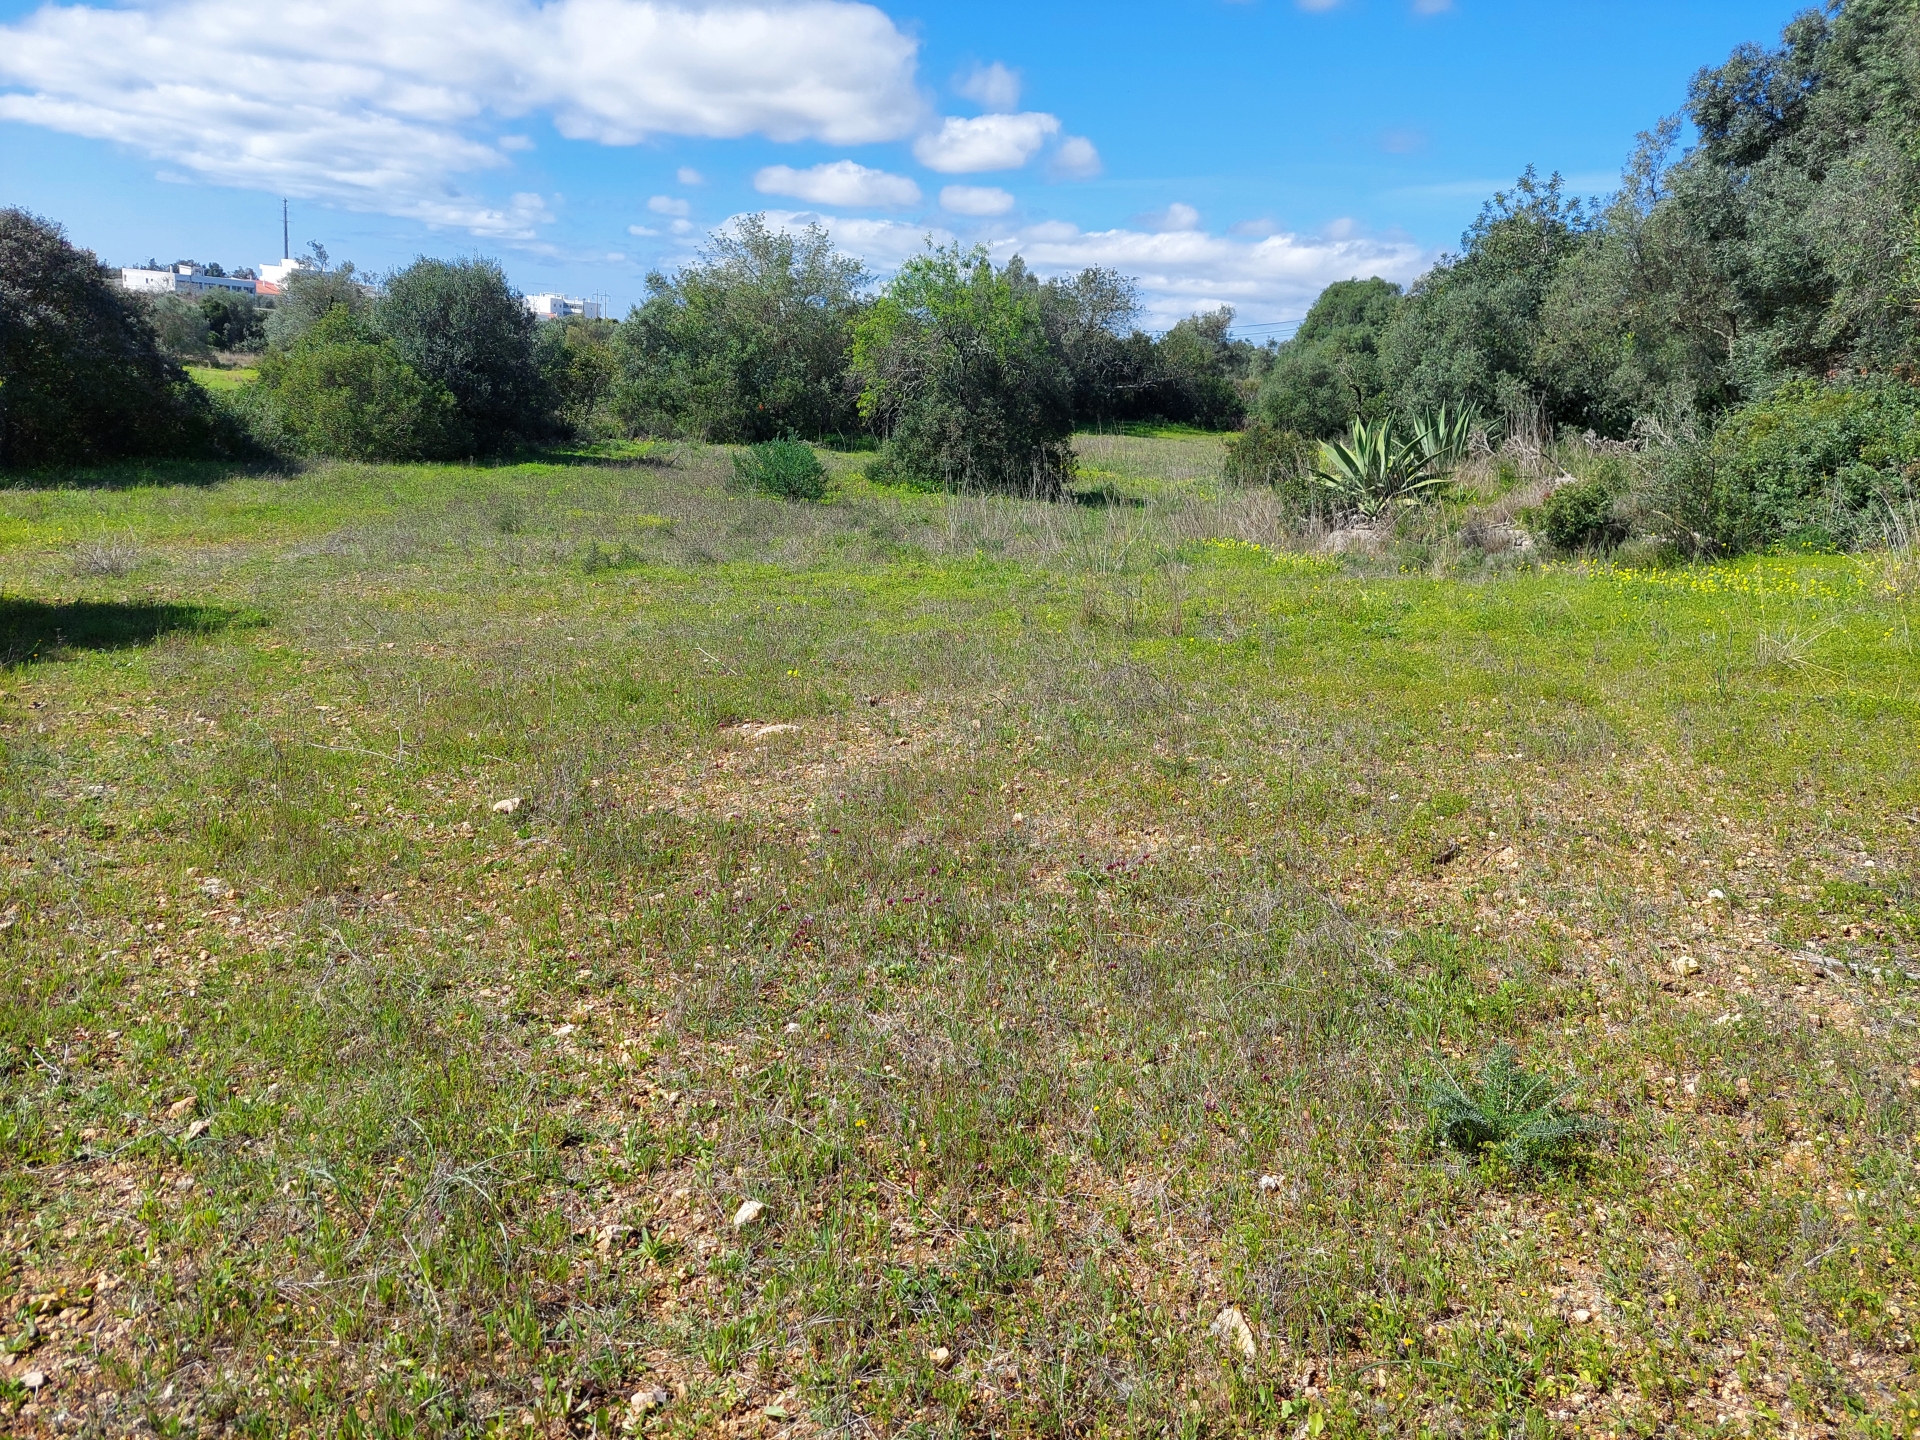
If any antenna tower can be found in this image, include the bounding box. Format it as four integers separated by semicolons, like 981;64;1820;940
282;200;290;261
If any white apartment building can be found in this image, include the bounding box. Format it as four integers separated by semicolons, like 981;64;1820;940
120;263;256;297
525;292;605;321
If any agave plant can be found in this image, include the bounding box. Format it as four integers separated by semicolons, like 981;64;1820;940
1313;406;1484;522
1412;404;1484;473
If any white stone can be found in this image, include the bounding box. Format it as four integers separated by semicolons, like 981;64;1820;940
492;797;522;814
1209;1305;1256;1360
733;1199;767;1229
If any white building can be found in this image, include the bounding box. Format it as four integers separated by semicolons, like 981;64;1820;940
525;292;605;321
120;263;256;297
254;258;300;295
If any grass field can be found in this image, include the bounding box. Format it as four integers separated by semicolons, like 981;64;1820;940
2;436;1918;1439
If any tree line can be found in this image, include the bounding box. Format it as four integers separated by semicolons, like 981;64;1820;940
1245;0;1920;553
0;208;1256;484
3;0;1916;552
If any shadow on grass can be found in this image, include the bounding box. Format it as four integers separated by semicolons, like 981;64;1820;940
0;459;281;491
0;598;252;667
1070;484;1146;509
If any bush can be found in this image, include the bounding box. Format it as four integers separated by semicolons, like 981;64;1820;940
263;253;371;348
253;307;464;461
1422;1046;1601;1172
613;217;868;443
146;293;215;362
853;245;1074;496
201;291;264;352
1257;278;1401;439
0;207;225;467
377;256;545;452
1221;419;1311;492
731;438;827;500
1528;474;1625;552
535;317;619;439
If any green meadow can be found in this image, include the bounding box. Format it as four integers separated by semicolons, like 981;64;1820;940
2;437;1917;1438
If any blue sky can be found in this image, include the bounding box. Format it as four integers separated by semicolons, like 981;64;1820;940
0;0;1805;329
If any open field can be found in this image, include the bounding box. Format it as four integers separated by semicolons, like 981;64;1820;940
2;436;1918;1439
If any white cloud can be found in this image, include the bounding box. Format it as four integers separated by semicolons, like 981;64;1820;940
755;160;920;207
988;221;1429;329
954;60;1020;112
1049;135;1101;180
648;194;692;216
940;184;1015;216
0;0;923;234
1138;201;1201;232
628;223;659;236
749;209;951;267
676;166;706;185
499;134;535;152
913;112;1059;173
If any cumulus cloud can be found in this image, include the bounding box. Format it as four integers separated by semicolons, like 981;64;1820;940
755;160;920;207
940;184;1015;216
676;166;706;185
989;221;1428;329
750;209;952;267
954;60;1020;112
648;194;692;216
1049;135;1102;180
913;112;1060;173
1137;201;1201;232
0;0;923;233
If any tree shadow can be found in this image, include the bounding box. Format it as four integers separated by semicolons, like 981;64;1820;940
0;459;280;492
0;598;250;667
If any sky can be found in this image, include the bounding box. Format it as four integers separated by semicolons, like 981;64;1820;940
0;0;1808;332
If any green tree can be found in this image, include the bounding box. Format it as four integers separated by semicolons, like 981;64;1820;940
377;256;545;452
253;307;463;461
1035;267;1154;426
262;246;371;349
612;217;868;442
1149;308;1248;428
852;244;1075;495
0;208;221;468
1382;169;1595;421
1258;278;1402;438
201;290;264;351
535;316;619;439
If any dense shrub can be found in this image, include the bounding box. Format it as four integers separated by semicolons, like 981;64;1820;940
1146;309;1247;428
1528;475;1626;552
613;217;867;443
853;245;1075;496
1221;419;1312;494
0;207;224;467
377;257;545;452
253;307;463;461
1258;278;1400;438
263;254;371;348
1651;378;1920;553
201;290;265;351
731;437;827;500
535;317;619;438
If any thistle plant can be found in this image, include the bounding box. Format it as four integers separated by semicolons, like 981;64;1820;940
1422;1045;1602;1172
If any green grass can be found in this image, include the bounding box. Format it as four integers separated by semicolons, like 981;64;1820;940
2;439;1917;1437
184;364;259;391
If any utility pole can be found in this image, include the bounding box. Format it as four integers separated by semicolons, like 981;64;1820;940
282;199;289;262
